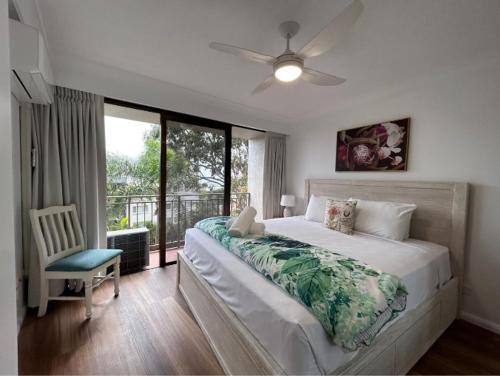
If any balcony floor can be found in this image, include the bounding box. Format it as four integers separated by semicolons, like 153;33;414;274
147;248;180;269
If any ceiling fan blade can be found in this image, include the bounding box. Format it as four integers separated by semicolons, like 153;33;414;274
209;42;275;64
298;0;363;58
302;68;346;86
251;76;275;94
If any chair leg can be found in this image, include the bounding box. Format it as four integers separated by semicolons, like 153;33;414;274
84;278;93;319
114;258;120;297
38;279;49;317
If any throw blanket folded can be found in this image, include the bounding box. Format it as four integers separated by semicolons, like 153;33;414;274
226;217;265;235
195;216;407;351
227;206;256;237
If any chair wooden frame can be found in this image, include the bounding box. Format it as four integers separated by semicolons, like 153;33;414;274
30;204;121;319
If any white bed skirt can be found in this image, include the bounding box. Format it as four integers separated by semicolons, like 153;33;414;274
177;250;458;375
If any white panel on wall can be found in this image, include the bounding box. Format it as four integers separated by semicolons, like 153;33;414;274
286;56;500;332
248;137;266;221
11;94;25;332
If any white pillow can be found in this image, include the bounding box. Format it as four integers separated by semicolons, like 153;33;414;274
349;198;417;241
304;195;328;222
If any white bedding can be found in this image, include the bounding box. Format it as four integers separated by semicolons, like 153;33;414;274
183;216;452;375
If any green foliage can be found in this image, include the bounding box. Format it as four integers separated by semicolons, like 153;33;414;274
297;268;331;307
119;217;128;229
135;138;161;190
282;256;320;274
167;125;224;190
142;221;158;245
106;216;129;231
274;248;309;260
105;122;249;233
107;123;248;197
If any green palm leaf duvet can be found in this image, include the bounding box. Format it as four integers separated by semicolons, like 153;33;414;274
195;216;407;351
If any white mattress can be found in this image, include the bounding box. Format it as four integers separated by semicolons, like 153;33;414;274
183;216;452;375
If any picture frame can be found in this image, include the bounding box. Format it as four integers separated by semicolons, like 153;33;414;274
335;118;410;171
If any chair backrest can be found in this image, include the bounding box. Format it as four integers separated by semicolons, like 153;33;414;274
30;204;86;267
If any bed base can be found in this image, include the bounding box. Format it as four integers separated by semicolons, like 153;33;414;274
177;250;458;375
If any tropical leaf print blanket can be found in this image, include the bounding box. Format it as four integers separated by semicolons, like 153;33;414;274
195;216;407;351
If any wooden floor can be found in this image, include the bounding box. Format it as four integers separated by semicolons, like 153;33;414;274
19;266;500;375
18;265;223;375
410;319;500;375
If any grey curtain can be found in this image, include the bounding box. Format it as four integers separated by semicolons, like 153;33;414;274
262;132;286;219
24;86;107;308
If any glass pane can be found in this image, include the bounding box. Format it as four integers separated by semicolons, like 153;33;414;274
104;104;161;269
165;121;225;252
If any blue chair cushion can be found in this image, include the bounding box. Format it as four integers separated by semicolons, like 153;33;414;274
46;248;123;272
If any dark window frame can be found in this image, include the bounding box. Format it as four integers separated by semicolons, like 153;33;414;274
104;97;263;266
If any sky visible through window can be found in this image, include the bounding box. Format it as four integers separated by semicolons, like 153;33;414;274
105;116;155;159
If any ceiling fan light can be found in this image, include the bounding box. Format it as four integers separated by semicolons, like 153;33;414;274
273;55;303;82
274;64;302;82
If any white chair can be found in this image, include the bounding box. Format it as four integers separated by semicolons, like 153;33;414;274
30;204;123;319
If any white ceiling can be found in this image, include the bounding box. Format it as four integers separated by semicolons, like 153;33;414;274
36;0;500;122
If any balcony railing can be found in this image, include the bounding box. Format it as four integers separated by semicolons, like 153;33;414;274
106;192;250;248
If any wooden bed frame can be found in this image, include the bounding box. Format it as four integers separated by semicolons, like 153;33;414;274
177;179;469;375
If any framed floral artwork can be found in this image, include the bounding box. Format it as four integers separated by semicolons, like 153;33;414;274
335;118;410;171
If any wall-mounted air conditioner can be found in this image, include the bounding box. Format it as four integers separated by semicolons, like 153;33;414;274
9;19;54;104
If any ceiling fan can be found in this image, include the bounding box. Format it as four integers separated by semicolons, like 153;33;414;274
209;0;363;94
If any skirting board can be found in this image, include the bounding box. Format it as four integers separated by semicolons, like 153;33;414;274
177;250;459;375
461;311;500;335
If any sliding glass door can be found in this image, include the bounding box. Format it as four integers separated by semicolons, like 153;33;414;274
104;98;256;269
104;104;162;270
163;121;229;259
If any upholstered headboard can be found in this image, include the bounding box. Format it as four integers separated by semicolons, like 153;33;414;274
304;179;469;288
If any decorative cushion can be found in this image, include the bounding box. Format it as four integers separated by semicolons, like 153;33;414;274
324;199;357;234
46;248;123;272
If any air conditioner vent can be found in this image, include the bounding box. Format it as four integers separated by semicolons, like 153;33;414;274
9;19;54;104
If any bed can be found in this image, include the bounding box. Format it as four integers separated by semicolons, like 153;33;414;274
177;179;468;375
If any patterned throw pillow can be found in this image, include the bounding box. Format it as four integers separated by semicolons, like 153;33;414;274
324;199;357;235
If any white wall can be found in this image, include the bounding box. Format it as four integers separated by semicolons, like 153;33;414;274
11;0;44;33
0;1;20;373
51;53;291;135
286;56;500;333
